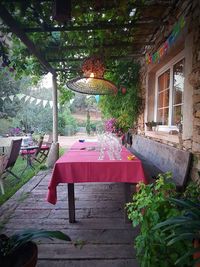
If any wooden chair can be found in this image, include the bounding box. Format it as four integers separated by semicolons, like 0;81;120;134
20;137;50;165
0;139;22;194
35;137;50;163
43;133;53;146
39;134;52;163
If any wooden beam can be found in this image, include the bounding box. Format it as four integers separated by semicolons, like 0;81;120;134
46;42;152;51
0;3;55;75
48;54;143;63
23;20;158;33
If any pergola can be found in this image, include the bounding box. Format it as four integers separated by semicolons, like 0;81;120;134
0;0;180;165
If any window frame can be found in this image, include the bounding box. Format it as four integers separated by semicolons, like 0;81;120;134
154;51;185;132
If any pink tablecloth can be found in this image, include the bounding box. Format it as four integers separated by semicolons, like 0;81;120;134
47;141;147;204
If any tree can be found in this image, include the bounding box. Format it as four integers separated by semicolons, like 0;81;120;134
0;68;22;117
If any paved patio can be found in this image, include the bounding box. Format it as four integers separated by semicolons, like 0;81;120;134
0;135;139;267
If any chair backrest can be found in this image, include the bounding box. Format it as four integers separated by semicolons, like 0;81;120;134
5;139;22;169
34;137;44;157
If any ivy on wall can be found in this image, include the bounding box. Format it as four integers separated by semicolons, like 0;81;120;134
99;60;142;132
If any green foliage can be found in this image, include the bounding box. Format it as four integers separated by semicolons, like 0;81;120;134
1;1;142;76
0;118;12;135
99;61;141;131
0;69;25;118
58;85;74;105
0;157;41;205
1;1;145;103
58;109;78;135
182;181;200;201
58;113;66;135
154;198;200;266
126;173;192;267
0;229;71;257
70;93;87;113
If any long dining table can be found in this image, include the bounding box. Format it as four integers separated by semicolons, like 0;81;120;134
47;140;147;223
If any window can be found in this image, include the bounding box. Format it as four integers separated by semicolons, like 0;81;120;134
157;69;170;124
155;55;185;128
172;60;184;125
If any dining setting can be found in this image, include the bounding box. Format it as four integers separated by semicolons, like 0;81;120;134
0;134;51;194
47;133;147;223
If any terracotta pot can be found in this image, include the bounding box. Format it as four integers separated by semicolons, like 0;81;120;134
1;241;38;267
193;239;200;267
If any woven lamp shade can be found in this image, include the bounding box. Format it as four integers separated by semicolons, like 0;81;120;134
67;77;117;95
66;55;118;95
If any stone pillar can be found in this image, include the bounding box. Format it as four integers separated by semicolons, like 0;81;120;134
46;73;59;168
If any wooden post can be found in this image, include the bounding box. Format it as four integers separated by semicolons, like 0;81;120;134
52;74;58;143
68;183;76;223
46;73;59;167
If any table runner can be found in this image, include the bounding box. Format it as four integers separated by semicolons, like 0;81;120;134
47;141;147;204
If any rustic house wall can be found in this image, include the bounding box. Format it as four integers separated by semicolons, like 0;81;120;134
189;0;200;182
138;0;200;183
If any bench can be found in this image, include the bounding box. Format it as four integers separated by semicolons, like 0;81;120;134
129;135;192;189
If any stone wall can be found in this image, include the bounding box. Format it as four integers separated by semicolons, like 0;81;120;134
138;0;200;183
189;0;200;182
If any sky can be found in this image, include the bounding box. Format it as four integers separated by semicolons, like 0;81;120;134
40;73;52;89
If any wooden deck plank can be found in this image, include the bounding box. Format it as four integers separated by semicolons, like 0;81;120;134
37;259;139;267
37;244;136;259
0;170;139;267
5;217;133;230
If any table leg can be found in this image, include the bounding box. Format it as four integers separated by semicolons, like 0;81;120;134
68;183;76;223
27;153;35;169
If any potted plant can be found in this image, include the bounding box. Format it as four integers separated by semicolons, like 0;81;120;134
154;198;200;267
145;121;157;131
0;229;71;267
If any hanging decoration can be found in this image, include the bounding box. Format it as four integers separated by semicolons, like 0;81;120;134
43;99;48;107
121;87;127;95
9;95;14;101
36;99;41;105
67;55;118;95
95;95;100;103
0;93;61;109
24;95;30;102
145;15;186;64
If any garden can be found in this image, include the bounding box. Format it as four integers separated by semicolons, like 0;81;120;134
126;173;200;267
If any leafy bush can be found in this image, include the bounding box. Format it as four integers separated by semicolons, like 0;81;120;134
99;61;141;130
154;198;200;267
126;173;192;267
0;118;12;135
182;181;200;201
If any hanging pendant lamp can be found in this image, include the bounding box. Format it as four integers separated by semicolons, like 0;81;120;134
66;55;118;95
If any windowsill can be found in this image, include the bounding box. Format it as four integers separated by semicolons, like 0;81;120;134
145;131;179;144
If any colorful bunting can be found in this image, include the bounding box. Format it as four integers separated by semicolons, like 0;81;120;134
24;95;30;102
49;101;53;108
95;95;100;103
9;95;14;101
29;97;36;104
145;16;186;64
43;100;48;107
36;99;41;105
0;93;63;110
16;93;25;100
